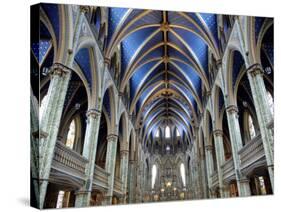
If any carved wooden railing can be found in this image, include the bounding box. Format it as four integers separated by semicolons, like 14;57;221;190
221;157;235;181
92;165;110;189
52;141;88;179
238;134;265;172
114;176;123;194
210;171;218;187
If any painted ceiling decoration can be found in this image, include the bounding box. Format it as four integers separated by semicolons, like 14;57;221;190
105;9;221;139
38;5;268;149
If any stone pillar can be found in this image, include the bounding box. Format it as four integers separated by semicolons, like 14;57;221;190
75;109;101;207
223;183;230;198
104;134;118;204
213;129;226;197
225;105;251;196
120;147;129;203
193;134;201;198
204;144;214;197
247;64;274;189
39;64;72;209
128;160;136;203
200;157;208;199
30;90;40;207
198;131;208;199
38;6;88;208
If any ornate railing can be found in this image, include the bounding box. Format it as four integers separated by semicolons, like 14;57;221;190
210;171;218;187
52;141;88;178
114;176;123;194
92;165;110;189
238;134;265;171
221;157;235;181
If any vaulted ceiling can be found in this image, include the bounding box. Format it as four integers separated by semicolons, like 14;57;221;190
34;4;271;151
106;8;219;140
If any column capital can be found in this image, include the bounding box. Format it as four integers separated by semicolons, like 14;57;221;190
119;92;124;97
206;91;211;97
205;145;213;151
226;105;238;114
79;5;90;13
239;176;250;184
213;129;223;137
216;59;222;68
129;159;137;164
50;63;72;77
120;149;130;157
246;63;264;77
33;130;48;139
75;190;91;195
106;134;118;142
86;108;101;119
104;57;111;67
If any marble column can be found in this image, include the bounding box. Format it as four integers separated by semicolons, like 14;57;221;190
199;147;208;199
120;148;129;203
75;109;102;207
225;105;251;196
204;144;214;197
39;64;72;209
223;183;230;198
104;134;118;204
247;64;274;189
30;90;40;207
38;6;88;209
213;129;226;197
198;131;208;199
128;160;136;203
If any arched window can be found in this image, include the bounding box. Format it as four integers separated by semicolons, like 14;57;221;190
176;128;180;137
152;164;157;189
155;129;160;138
266;91;274;116
180;163;186;187
165;126;171;138
56;191;65;208
39;95;48;121
248;115;256;139
65;119;76;149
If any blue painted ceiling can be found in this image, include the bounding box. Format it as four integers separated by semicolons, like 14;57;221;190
40;5;271;147
106;9;219;136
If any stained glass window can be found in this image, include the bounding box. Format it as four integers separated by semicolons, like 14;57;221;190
56;191;65;208
155;129;160;138
152;165;157;189
65;120;76;149
248;115;256;139
180;163;186;187
165;126;171;138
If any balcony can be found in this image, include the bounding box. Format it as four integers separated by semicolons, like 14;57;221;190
221;157;235;182
50;141;89;188
238;134;266;175
114;176;123;195
210;171;218;187
92;165;110;191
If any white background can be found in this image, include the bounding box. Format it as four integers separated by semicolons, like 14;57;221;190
0;0;279;211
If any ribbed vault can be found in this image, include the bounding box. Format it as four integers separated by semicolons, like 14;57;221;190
105;9;219;150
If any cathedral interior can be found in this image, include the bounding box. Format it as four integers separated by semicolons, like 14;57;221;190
30;3;274;209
